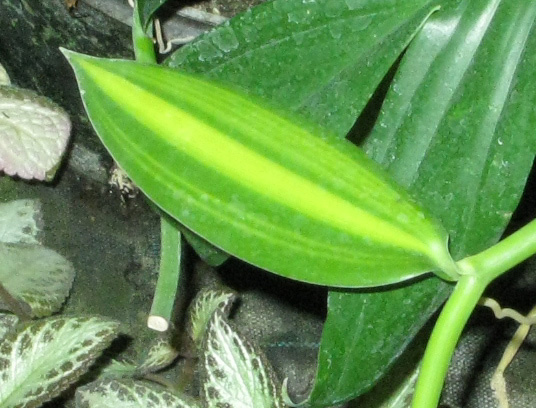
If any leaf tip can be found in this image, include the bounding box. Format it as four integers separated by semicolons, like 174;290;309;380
59;47;75;61
59;48;93;70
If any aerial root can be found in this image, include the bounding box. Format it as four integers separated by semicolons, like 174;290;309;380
480;298;536;408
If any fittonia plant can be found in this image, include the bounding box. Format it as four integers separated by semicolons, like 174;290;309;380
0;61;121;408
0;63;71;181
76;288;287;408
0;61;74;319
62;0;536;407
0;316;119;408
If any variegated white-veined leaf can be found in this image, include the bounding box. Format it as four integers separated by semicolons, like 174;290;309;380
187;288;236;351
0;200;74;317
100;338;178;379
0;199;42;245
0;86;71;180
0;316;119;408
99;358;139;379
202;311;285;408
0;313;18;342
137;337;179;375
75;379;201;408
0;243;75;317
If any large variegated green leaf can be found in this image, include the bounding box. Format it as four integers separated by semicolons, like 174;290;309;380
166;0;441;276
63;51;457;288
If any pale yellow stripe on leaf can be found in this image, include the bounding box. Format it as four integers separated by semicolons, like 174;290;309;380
78;58;431;255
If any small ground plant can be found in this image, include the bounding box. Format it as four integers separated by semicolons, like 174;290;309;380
0;66;119;407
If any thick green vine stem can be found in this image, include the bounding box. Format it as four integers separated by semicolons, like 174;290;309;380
412;218;536;407
411;274;489;408
148;215;182;332
459;218;536;283
131;2;183;332
132;2;156;64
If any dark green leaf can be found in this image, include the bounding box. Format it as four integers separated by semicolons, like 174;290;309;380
181;227;229;267
137;0;166;30
309;0;536;404
166;0;440;136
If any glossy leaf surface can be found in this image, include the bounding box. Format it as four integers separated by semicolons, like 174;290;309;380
310;0;536;404
166;0;439;137
64;52;456;288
